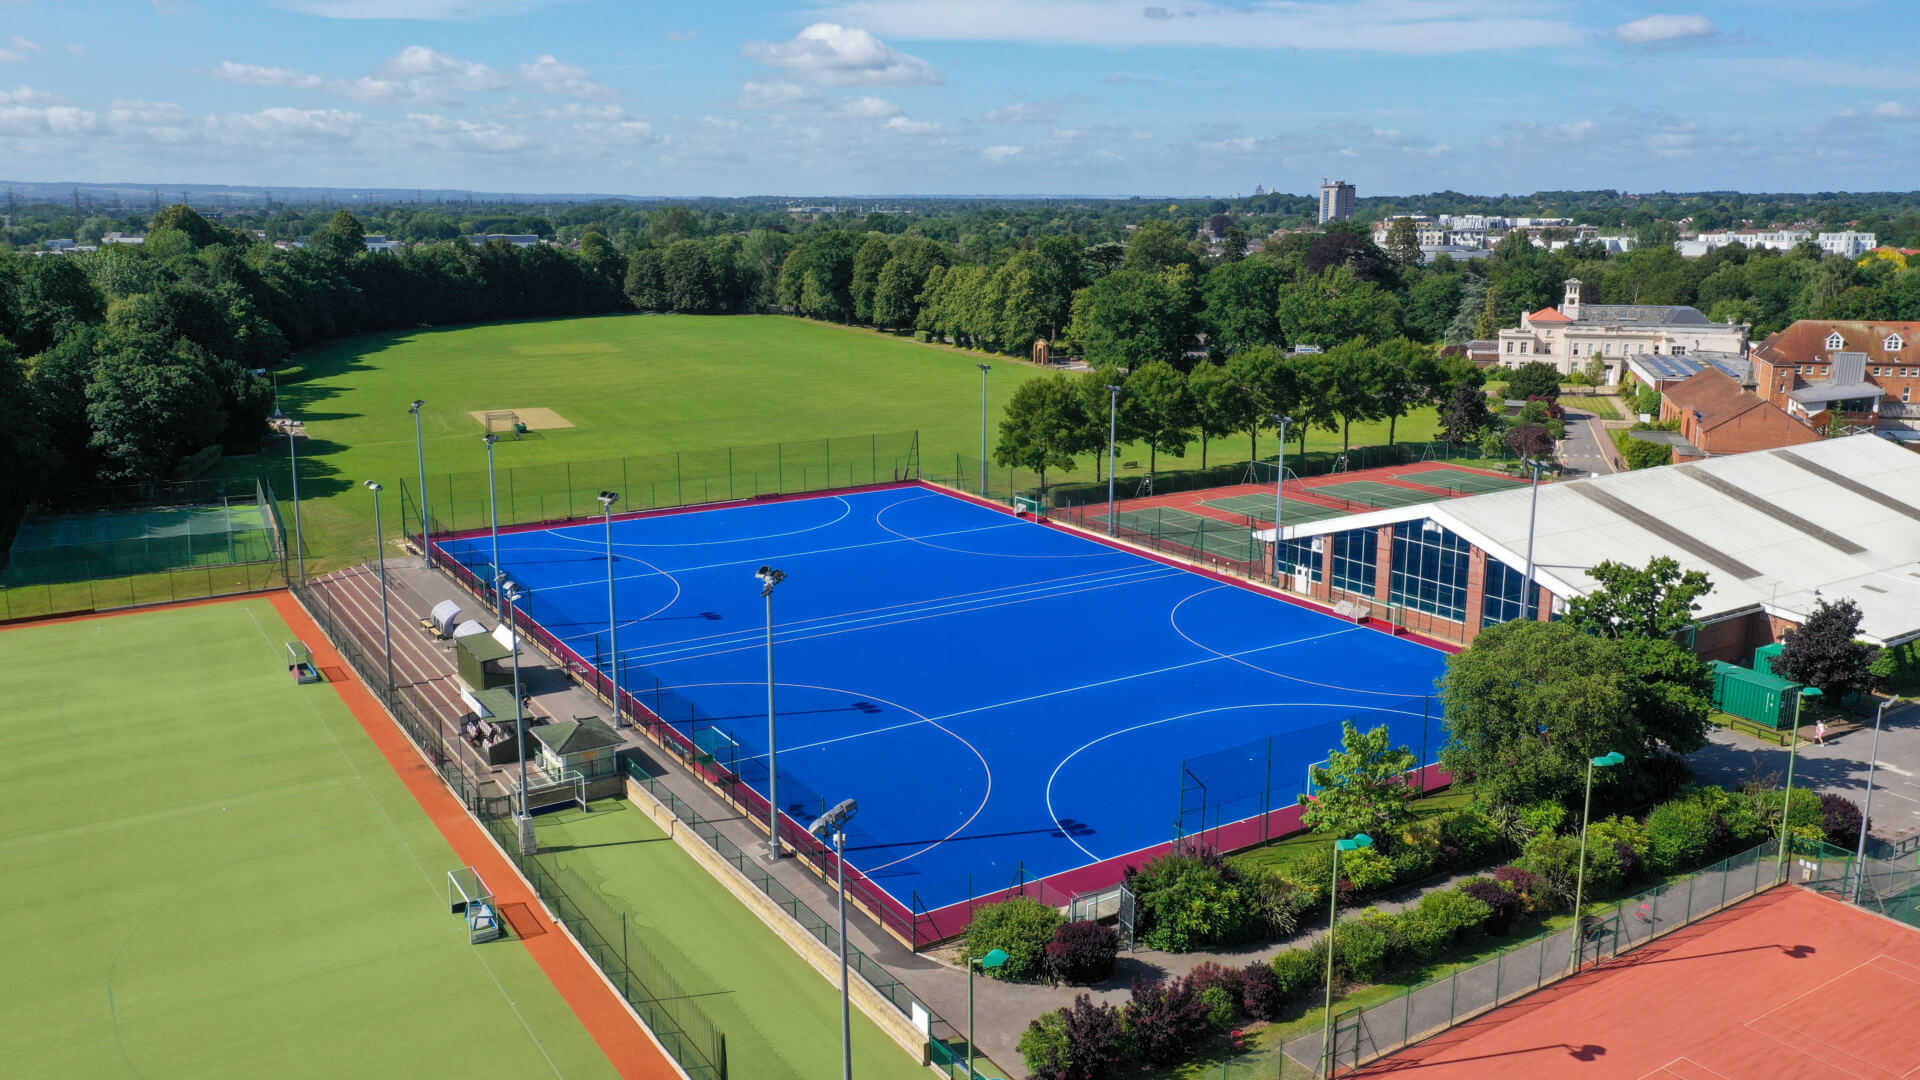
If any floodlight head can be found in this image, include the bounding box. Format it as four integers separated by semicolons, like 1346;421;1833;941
1106;384;1122;394
364;480;383;492
979;947;1010;970
1275;414;1295;426
977;363;991;374
1592;751;1626;767
1801;686;1824;699
597;490;619;508
409;399;425;413
806;797;858;838
1336;833;1374;852
483;432;499;446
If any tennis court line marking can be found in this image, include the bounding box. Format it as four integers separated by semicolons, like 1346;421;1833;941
926;623;1366;725
1169;585;1439;699
533;495;854;550
1742;953;1920;1079
1638;1057;1731;1080
619;564;1182;665
1044;699;1435;863
623;565;1188;669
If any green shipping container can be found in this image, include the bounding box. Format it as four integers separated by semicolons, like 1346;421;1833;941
1710;660;1803;728
1753;641;1786;676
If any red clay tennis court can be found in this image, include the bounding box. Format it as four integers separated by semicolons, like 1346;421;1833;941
1355;886;1920;1079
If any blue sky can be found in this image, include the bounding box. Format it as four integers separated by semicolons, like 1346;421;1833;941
0;1;1915;197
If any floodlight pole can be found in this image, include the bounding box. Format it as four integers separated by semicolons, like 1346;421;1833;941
485;433;502;614
599;491;621;729
1777;686;1823;877
977;363;991;497
1856;697;1896;903
1569;751;1622;973
1323;833;1372;1078
365;481;393;694
1273;415;1293;586
760;566;789;859
1105;384;1122;535
287;420;305;584
410;399;430;569
1523;458;1545;612
501;576;534;855
808;798;859;1080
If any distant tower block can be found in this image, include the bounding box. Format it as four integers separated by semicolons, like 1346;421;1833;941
1319;178;1357;224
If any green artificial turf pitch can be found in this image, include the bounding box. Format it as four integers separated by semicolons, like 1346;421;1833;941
526;801;932;1080
1310;479;1448;510
1393;467;1526;495
1199;493;1351;524
1097;506;1263;562
231;315;1440;571
0;599;618;1080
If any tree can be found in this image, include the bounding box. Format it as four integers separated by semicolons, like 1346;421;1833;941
1440;620;1641;810
1582;357;1608;385
1275;266;1401;347
850;234;892;323
1300;721;1418;840
1563;556;1713;641
1226;345;1287;462
1613;636;1715;759
1371;337;1430;444
577;231;623;286
1384;218;1422;269
1319;339;1382;451
84;335;224;482
1200;257;1285;354
1406;271;1464;342
1067;268;1189;370
1505;360;1562;401
1073;367;1131;483
995;374;1084;489
311;209;367;262
660;239;718;313
0;337;56;518
1122;359;1196;477
1185;360;1240;469
624;248;667;310
1505;421;1554;458
1775;598;1881;699
1123;220;1196;274
1305;227;1389;282
1438;384;1490;445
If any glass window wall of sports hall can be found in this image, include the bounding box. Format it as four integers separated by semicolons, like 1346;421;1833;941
1390;520;1472;622
1330;528;1378;595
1482;557;1540;628
1277;536;1323;582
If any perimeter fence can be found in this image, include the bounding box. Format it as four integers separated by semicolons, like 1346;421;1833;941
400;432;921;548
1802;833;1920;929
479;807;733;1080
1;474;289;621
1280;837;1791;1077
1174;698;1445;852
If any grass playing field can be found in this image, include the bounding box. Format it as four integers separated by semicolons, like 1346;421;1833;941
525;800;935;1080
0;598;619;1079
234;315;1439;571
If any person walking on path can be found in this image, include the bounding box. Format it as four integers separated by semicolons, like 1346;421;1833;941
1814;719;1828;746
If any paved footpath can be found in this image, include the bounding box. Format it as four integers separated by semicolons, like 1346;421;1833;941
1688;700;1920;846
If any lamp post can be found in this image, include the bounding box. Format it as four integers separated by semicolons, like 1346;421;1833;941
758;565;788;859
287;417;305;584
808;798;860;1080
1522;458;1547;613
598;491;621;728
968;946;1010;1080
1322;832;1373;1077
484;432;502;614
410;399;430;569
1777;685;1825;876
1856;697;1898;903
1105;384;1122;535
498;574;534;855
1569;750;1625;972
364;481;393;694
1272;415;1294;586
976;363;991;497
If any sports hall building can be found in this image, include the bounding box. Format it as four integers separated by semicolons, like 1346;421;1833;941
1267;434;1920;657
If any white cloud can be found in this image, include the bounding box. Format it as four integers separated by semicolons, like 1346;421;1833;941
541;102;653;140
213;61;326;89
884;115;939;134
821;1;1581;53
0;34;41;62
836;95;901;119
666;29;697;42
983;144;1022;162
743;23;939;87
519;55;618;101
739;78;810;108
382;45;506;91
211;106;363;143
65;44;86;58
0;85;63;106
1613;14;1717;44
983;101;1062;124
1874;101;1915;120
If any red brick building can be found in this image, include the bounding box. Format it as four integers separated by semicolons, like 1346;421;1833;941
1749;320;1920;440
1658;369;1821;461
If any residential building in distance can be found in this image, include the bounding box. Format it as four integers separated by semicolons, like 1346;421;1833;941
1654;368;1820;462
1675;228;1811;257
1819;231;1879;258
100;232;144;245
363;234;402;252
1270;435;1920;654
1749;319;1920;441
1496;279;1748;382
469;233;540;247
1318;178;1355;224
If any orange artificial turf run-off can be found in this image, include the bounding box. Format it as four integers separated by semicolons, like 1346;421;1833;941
268;591;682;1080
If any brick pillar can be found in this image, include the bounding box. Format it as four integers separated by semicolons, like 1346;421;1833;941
1536;585;1555;621
1462;549;1489;645
1372;524;1395;602
1315;536;1336;601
